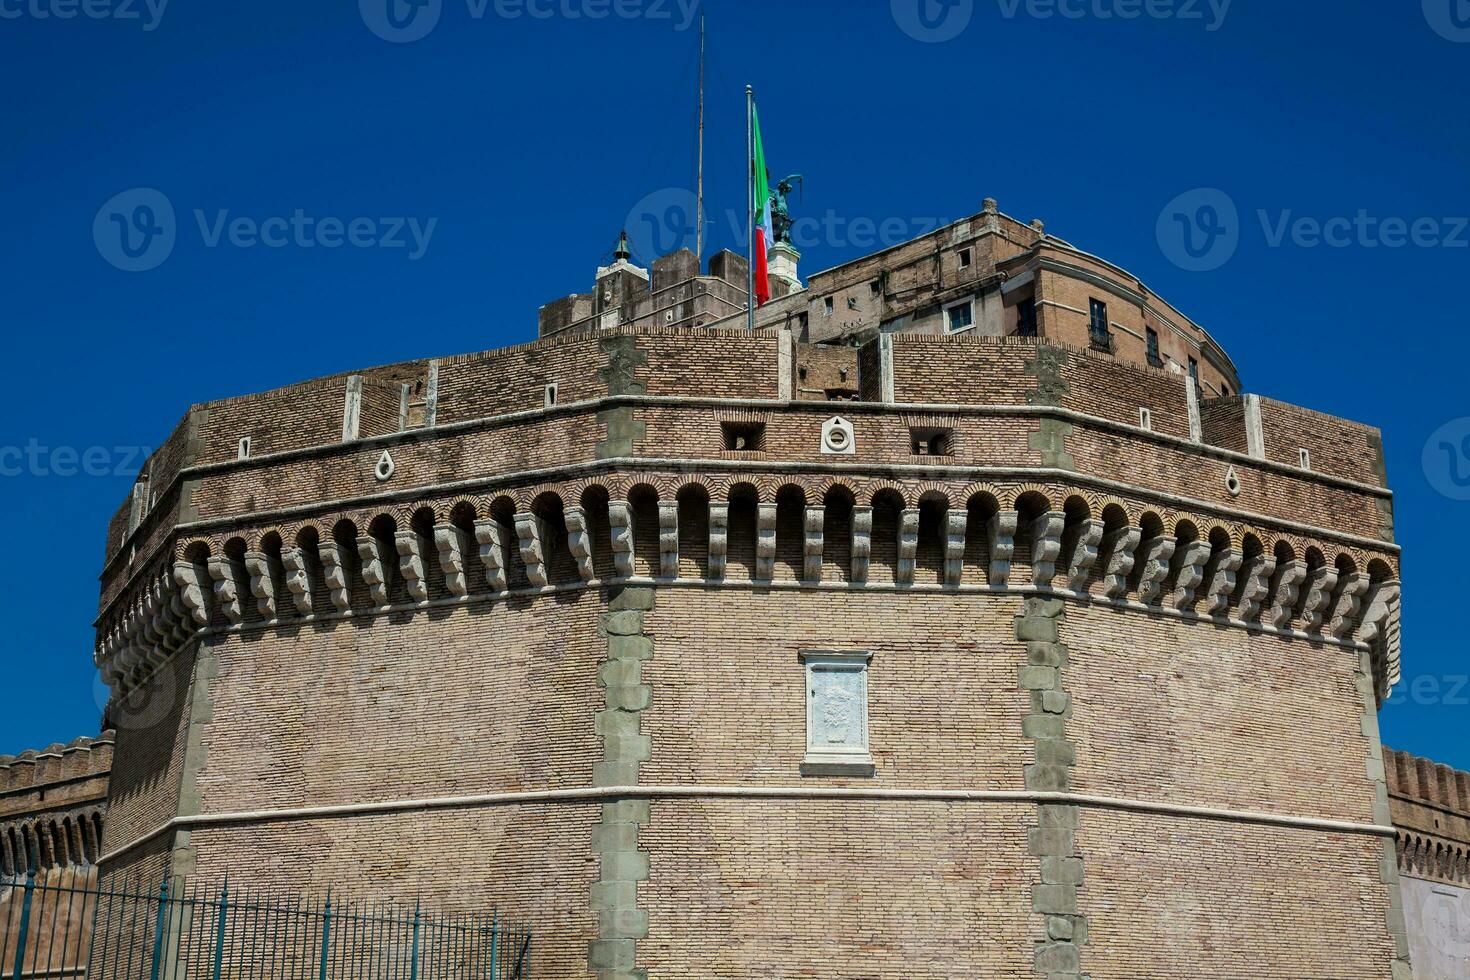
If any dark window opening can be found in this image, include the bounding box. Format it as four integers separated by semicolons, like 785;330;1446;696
1188;357;1200;385
1146;327;1163;368
722;422;766;452
910;427;955;457
869;281;881;296
1016;298;1037;338
958;248;972;269
1088;298;1112;351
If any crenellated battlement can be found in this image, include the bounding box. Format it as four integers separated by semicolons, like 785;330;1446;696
0;733;113;799
1387;749;1470;888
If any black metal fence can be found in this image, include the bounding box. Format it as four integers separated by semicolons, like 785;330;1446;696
1;870;531;980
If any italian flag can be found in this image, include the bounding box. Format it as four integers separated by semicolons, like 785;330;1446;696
751;104;772;307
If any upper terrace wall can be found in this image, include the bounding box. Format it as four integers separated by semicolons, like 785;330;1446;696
97;326;1392;625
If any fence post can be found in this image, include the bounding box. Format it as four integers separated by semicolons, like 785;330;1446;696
9;870;36;980
488;912;499;980
317;891;332;980
149;879;171;980
409;902;420;980
212;880;229;980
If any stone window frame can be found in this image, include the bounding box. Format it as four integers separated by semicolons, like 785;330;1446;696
798;649;875;778
945;299;975;334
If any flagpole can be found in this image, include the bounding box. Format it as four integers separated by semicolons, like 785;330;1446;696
746;83;756;331
695;13;705;264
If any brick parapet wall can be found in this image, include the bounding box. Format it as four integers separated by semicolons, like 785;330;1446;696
1386;748;1470;888
1;735;112;877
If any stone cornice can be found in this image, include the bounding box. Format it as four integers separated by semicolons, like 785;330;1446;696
99;443;1395;631
97;782;1397;870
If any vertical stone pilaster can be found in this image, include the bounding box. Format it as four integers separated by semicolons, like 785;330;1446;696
590;587;654;980
1355;650;1414;980
596;336;647;460
1016;597;1089;980
342;375;363;443
168;637;219;880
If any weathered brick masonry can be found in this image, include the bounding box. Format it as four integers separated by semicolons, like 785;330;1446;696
83;206;1416;977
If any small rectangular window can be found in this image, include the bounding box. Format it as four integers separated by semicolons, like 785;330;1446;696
946;302;974;333
958;248;972;269
1088;298;1111;350
824;296;834;316
1138;407;1153;431
1146;328;1162;368
1016;298;1037;338
237;437;252;460
544;383;559;408
1188;357;1200;383
799;650;874;777
869;281;881;296
910;426;955;457
722;421;766;452
1299;448;1312;470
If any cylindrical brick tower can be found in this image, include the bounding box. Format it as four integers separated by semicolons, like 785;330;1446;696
93;204;1410;978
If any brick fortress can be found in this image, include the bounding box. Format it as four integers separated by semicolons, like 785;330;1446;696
6;197;1461;977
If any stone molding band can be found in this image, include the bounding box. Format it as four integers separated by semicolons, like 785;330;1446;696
97;784;1398;870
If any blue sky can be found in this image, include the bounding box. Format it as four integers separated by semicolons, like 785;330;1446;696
1;0;1467;768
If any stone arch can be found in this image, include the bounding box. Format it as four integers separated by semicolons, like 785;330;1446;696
869;487;907;583
577;484;616;582
865;481;909;508
1004;482;1056;513
1011;489;1053;585
774;484;807;581
915;489;949;585
726;481;760;581
530;490;578;586
676;482;711;579
627;484;661;579
485;496;526;590
822;483;857;584
964;487;1002;587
